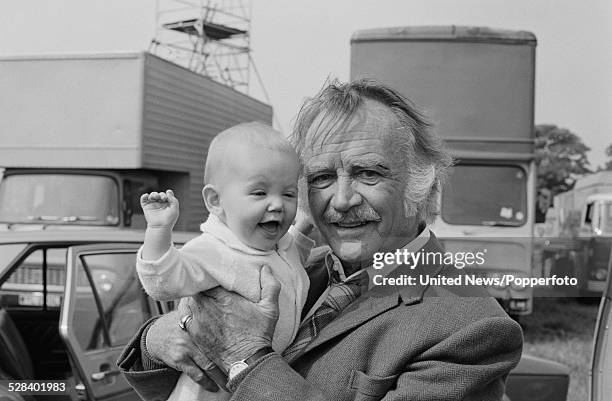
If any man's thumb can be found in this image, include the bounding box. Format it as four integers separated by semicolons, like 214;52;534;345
259;265;281;314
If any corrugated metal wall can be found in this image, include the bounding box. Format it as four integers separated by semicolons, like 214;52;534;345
141;53;273;231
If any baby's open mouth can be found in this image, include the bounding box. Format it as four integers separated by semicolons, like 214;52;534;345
259;221;281;234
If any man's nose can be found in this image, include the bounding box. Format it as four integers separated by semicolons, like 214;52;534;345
267;196;284;212
330;177;362;212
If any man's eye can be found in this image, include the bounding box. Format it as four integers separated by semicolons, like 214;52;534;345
309;173;335;188
357;170;380;183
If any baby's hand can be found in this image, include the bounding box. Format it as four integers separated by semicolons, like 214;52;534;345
141;190;180;229
294;208;314;235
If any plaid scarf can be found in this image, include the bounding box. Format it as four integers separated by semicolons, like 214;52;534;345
282;267;368;362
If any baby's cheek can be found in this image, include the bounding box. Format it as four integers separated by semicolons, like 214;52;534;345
287;199;298;218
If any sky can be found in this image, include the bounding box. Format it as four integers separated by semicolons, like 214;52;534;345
1;0;610;167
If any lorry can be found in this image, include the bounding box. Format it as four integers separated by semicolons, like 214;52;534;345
351;26;537;316
538;171;612;296
0;52;273;232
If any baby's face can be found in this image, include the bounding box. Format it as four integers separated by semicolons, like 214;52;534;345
219;146;299;251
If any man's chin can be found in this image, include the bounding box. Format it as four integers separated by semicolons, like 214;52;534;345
328;240;375;269
336;241;364;260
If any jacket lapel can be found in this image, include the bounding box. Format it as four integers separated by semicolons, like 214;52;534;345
298;291;402;356
295;232;446;359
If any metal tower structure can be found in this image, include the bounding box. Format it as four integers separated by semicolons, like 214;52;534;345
150;0;253;92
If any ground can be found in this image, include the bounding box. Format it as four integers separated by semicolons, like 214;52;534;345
521;297;600;401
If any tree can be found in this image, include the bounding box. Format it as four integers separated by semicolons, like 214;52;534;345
535;124;592;210
604;143;612;171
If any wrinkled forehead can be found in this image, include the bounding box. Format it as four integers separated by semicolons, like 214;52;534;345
303;99;400;153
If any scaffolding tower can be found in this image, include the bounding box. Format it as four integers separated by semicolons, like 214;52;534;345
150;0;253;92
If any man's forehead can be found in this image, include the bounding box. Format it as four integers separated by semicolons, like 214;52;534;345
305;99;399;147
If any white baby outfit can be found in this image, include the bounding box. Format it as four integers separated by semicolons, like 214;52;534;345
136;214;312;400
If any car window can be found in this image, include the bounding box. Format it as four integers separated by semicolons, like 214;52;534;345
72;252;151;350
585;203;594;224
603;202;612;234
0;243;27;278
0;247;67;308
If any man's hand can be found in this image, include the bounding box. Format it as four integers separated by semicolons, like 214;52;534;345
186;265;281;372
145;309;219;392
294;207;314;236
141;189;179;229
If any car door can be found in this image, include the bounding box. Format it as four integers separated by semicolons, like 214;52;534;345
591;245;612;401
60;243;154;401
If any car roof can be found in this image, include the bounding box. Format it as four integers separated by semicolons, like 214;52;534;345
586;193;612;201
0;228;198;245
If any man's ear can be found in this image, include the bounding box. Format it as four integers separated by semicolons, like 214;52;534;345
202;185;223;216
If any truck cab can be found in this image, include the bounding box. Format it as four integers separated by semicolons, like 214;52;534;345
580;194;612;238
0;169;160;230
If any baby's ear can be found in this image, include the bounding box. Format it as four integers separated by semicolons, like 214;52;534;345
202;185;223;216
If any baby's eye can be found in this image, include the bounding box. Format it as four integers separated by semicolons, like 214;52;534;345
251;190;266;197
283;192;297;198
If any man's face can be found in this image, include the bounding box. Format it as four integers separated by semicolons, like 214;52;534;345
302;99;419;269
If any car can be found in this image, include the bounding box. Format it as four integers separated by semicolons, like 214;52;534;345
504;354;569;401
591;246;612;401
0;229;196;400
0;229;569;400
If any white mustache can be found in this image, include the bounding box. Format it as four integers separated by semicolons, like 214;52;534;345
324;206;381;225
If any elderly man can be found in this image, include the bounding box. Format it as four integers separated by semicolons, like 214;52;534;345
119;80;523;400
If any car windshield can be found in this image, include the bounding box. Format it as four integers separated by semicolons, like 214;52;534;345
0;174;120;225
442;165;527;226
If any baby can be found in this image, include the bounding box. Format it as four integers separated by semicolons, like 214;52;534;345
136;122;313;400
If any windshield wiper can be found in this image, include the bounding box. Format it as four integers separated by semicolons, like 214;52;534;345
481;220;522;227
61;216;100;222
26;215;101;222
28;215;60;221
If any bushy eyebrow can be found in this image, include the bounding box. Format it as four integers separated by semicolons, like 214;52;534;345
348;158;389;170
304;158;392;177
303;163;332;176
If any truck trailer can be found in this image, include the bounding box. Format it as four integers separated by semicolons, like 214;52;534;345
0;52;272;232
351;26;537;315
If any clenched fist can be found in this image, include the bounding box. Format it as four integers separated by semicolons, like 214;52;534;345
141;189;180;229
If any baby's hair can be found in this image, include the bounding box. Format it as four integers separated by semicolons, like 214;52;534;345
204;122;297;185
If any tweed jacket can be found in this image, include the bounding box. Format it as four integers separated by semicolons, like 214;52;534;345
119;232;523;401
